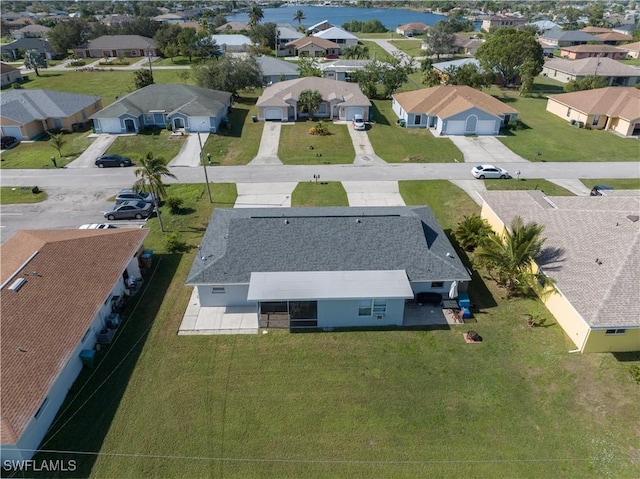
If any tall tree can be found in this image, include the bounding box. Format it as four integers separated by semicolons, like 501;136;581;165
48;132;65;158
475;28;544;89
247;5;264;27
192;56;262;95
379;53;415;98
133;69;154;89
177;28;198;62
421;20;456;60
298;89;323;120
133;152;177;233
249;22;277;50
476;216;552;298
455;214;493;251
293;9;306;26
47;18;91;53
564;74;608;92
23;49;47;76
154;23;183;53
297;56;322;77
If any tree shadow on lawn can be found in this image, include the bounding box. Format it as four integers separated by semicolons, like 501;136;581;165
612;351;640;362
225;107;248;138
32;253;181;478
370;102;390;126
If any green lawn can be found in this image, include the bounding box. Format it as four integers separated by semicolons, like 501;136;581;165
368;100;461;163
152;56;196;66
0;131;95;169
581;178;640;189
388;39;424;57
291;181;349;206
279;122;355;164
491;87;640;162
0;186;47;204
356;32;404;39
620;58;640;66
105;128;185;164
360;41;395;63
485;179;575;196
32;181;640;478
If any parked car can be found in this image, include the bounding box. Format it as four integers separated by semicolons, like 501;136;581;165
115;189;157;205
95;154;133;168
102;200;153;220
352;114;366;131
471;164;510;179
1;136;20;150
79;223;117;229
590;184;614;196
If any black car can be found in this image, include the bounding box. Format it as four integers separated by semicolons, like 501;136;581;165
95;154;133;168
1;136;20;150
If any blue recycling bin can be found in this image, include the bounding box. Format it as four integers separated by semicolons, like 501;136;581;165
458;292;472;318
80;349;96;369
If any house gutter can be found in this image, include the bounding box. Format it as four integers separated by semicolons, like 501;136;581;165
0;251;39;290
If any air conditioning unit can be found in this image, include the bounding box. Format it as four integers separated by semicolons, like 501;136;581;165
96;328;116;344
375;313;385;320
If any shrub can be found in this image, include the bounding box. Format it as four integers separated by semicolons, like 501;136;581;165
68;60;86;67
166;196;184;214
630;364;640;384
308;120;330;136
165;232;187;253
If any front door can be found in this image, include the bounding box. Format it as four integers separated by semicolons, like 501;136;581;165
124;119;135;132
173;118;184;130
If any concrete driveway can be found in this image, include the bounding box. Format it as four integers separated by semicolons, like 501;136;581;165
449;136;528;163
249;122;282;165
342;181;405;206
168;133;206;167
65;134;117;168
234;182;297;208
344;123;386;165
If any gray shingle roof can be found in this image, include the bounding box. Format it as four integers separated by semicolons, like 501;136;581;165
91;84;231;119
541;30;599;42
0;38;56;54
80;35;156;50
186;207;470;285
1;89;101;124
256;56;299;77
544;57;640;77
478;191;640;328
256;77;370;108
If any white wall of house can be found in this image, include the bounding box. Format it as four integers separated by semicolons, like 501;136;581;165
187;116;214;132
197;284;250;307
317;298;405;327
92;117;122;133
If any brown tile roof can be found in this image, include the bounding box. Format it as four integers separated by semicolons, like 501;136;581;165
596;32;633;42
0;229;148;445
544;56;640;76
257;76;370;108
0;62;20;74
393;85;517;119
560;44;626;54
397;22;429;31
581;26;613;33
547;87;640;121
215;21;248;32
286;36;339;49
619;41;640;53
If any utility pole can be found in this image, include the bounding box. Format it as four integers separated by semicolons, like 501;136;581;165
197;122;213;203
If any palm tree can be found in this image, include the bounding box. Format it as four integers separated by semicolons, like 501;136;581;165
247;6;264;27
455;214;493;252
47;132;66;159
298;89;322;120
476;216;552;298
293;9;306;26
133;152;177;233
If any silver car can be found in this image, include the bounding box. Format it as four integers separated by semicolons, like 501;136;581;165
115;189;157;205
102;200;153;220
471;164;510;179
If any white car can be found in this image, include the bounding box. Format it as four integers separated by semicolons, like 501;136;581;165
352;114;366;131
79;224;117;230
471;164;511;179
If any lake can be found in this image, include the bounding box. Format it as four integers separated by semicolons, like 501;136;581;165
225;5;449;30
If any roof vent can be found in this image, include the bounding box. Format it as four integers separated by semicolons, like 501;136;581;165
356;218;361;223
8;278;27;292
284;219;289;224
627;215;639;223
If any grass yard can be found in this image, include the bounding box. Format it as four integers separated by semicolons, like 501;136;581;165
152;56;195;66
368;100;461;163
581;178;640;190
279;122;355;164
0;131;95;169
105;128;185;164
32;180;640;478
484;179;575;196
205;93;263;166
356;32;404;39
490;87;640;162
0;186;47;204
360;41;395;63
291;181;349;206
388;39;424;58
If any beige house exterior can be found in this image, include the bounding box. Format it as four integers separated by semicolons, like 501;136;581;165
0;63;22;88
618;41;640;59
541;57;640;86
546;87;640;137
284;37;340;57
479;191;640;353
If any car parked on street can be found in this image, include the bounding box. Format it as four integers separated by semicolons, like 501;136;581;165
1;136;20;150
352;114;366;131
115;189;157;205
102;200;153;220
471;164;510;179
95;154;133;168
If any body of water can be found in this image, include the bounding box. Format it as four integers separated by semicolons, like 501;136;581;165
225;5;449;30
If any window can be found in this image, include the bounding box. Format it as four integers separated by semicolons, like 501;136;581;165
605;329;626;335
212;287;225;294
358;299;372;316
131;49;137;56
289;301;317;320
35;397;49;419
566;108;572;117
81;327;92;343
592;115;601;126
414;115;421;125
372;299;387;314
431;282;444;288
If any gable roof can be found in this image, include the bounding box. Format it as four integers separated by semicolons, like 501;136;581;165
0;89;101;124
91;84;231;120
211;34;252;46
547;87;640;121
0;38;56;54
320;59;373;73
559;44;626;54
80;35;156;50
478;191;640;329
544;57;640;77
13;24;50;34
308;20;332;31
186;207;470;285
286;36;340;49
432;57;481;72
0;229;148;445
256;56;299;77
256;76;370;108
595;32;633;42
397;22;429;31
580;26;613;33
393;85;517;119
313;26;358;41
277;25;303;40
0;62;20;74
215;21;248;32
618;41;640;53
540;29;600;42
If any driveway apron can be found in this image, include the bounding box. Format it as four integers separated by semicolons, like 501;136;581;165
449;136;528;163
65;134;117;168
168;133;206;167
342;181;405;206
234;182;297;208
449;179;487;206
345;123;386;165
249;122;283;165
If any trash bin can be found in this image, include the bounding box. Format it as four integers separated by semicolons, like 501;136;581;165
80;349;96;369
251;115;258;123
140;249;153;269
399;119;406;127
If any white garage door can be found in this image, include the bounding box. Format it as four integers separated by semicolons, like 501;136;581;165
476;120;497;135
445;121;465;135
1;126;22;139
264;108;283;121
344;107;364;121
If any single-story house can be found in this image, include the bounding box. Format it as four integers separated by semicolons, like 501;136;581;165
0;89;102;140
558;44;627;60
185;207;471;330
618;41;640;59
450;33;483;55
396;22;429;37
478;191;640;353
0;228;148;462
320;59;372;81
256;76;370;122
11;24;51;40
431;58;482;83
529;20;561;33
541;57;640;86
256;55;300;85
539;29;600;47
73;35;160;58
276;25;303;56
595;32;633;45
284;36;340;58
211;34;252;53
392;85;518;135
312;26;359;47
546;87;640;137
153;12;186;24
0;38;62;61
480;15;527;32
100;14;134;27
91;83;231;134
307;20;333;34
215;22;249;32
1;62;23;88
